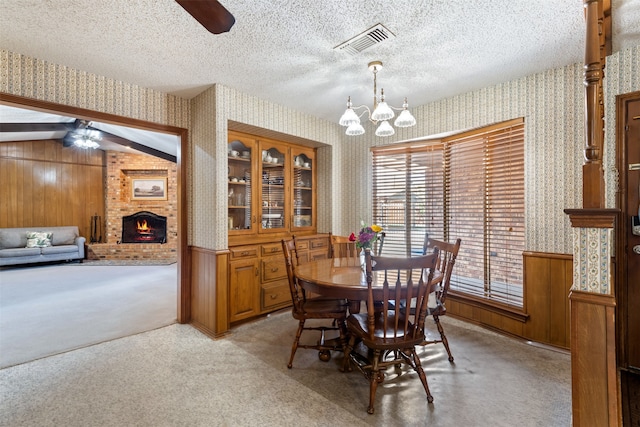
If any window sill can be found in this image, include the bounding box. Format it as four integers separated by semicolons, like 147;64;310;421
448;291;529;323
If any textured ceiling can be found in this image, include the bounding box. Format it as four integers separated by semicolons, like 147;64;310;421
1;0;639;127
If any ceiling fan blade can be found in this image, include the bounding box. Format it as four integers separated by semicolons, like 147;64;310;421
176;0;235;34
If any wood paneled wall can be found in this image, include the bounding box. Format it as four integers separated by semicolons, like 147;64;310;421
0;140;105;240
522;251;573;348
569;290;618;427
447;251;573;349
189;246;229;338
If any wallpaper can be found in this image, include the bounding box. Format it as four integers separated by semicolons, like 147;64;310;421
335;45;640;255
0;51;190;127
189;84;343;249
572;227;613;294
2;45;639;254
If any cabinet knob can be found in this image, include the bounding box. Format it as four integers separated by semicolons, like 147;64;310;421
271;267;278;272
270;294;277;300
241;251;249;256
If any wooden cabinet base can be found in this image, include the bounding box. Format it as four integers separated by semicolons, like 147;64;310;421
227;234;329;328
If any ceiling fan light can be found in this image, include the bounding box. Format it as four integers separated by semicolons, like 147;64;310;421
346;123;365;136
339;107;361;127
371;101;394;121
375;120;395;137
394;109;416;127
74;136;100;149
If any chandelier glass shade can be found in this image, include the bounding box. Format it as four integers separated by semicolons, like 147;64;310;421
339;61;416;137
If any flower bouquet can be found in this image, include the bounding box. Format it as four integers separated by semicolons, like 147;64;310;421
349;222;383;250
349;222;383;270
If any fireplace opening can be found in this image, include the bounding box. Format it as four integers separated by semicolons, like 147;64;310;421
120;211;167;244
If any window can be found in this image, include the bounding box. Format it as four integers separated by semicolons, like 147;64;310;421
372;143;444;257
372;119;524;308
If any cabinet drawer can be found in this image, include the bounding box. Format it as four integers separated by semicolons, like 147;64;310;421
262;281;291;310
230;246;259;259
262;257;286;282
310;238;328;250
261;243;283;257
295;240;309;251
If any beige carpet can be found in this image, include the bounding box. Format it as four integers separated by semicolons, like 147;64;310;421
0;311;571;426
0;262;177;368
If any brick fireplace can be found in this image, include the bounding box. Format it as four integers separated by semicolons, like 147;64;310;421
87;151;177;262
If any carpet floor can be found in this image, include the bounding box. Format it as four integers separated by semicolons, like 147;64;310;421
0;311;571;426
0;262;177;368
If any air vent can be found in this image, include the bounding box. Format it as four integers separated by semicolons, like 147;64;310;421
333;23;396;55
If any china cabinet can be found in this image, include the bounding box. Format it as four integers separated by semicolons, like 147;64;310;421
227;133;256;234
227;131;326;324
291;146;316;231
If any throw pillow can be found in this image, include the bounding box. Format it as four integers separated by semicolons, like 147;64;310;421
26;231;53;248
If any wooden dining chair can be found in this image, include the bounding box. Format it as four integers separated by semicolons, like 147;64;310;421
374;231;385;256
329;233;360;259
281;238;348;369
330;232;385;258
342;248;439;414
421;236;461;362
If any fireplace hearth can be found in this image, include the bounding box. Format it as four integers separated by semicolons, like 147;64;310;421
120;211;167;244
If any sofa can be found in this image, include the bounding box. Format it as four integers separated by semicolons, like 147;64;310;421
0;226;85;266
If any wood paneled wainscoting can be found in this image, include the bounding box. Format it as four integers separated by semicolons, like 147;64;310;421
446;251;573;349
189;246;229;338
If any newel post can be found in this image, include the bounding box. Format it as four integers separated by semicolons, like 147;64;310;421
565;1;619;426
582;0;608;208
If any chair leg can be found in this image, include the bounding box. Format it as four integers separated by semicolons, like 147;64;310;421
337;319;348;350
367;349;383;414
410;348;434;403
288;319;305;369
341;334;356;372
433;315;454;362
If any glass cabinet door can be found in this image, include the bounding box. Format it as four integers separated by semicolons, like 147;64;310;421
259;143;286;232
291;148;314;230
228;135;255;233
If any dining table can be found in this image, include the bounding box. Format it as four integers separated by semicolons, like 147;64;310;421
295;257;443;314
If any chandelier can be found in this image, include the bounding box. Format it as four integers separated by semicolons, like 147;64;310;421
339;61;416;137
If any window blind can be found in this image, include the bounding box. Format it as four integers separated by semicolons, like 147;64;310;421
372;144;444;257
444;121;524;306
371;119;524;308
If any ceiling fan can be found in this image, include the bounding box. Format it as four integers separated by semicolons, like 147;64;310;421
0;116;176;162
0;118;92;147
62;119;101;149
175;0;235;34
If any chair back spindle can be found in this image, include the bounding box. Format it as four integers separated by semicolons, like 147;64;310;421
330;233;360;259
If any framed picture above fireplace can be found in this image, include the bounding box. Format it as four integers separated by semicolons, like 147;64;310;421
131;177;167;201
